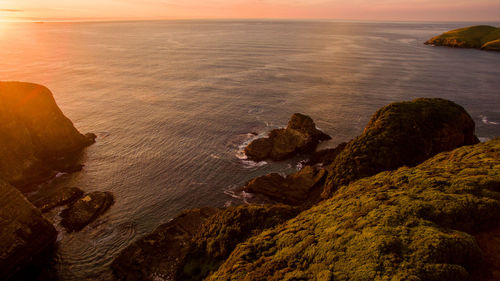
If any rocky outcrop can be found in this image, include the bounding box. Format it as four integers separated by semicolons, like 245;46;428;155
208;138;500;281
322;98;479;198
0;82;96;187
112;208;220;281
243;166;326;205
244;113;331;161
0;180;57;280
112;205;299;281
60;191;114;232
425;25;500;51
28;186;84;213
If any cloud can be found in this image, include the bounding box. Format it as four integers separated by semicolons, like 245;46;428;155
0;9;23;12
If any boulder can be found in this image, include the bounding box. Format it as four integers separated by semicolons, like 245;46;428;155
243;166;326;205
244;113;331;161
28;186;84;213
0;82;95;187
0;180;57;279
60;191;114;232
323;98;479;198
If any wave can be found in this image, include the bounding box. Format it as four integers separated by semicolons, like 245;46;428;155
480;115;500;125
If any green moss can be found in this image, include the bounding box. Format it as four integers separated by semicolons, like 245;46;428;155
425;25;500;50
208;138;500;281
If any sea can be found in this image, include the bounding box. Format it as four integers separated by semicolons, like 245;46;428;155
1;20;499;280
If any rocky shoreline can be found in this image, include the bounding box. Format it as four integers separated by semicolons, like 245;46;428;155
112;98;500;281
0;82;113;280
1;82;499;281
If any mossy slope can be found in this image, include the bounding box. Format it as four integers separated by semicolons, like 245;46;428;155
209;138;500;281
425;25;500;50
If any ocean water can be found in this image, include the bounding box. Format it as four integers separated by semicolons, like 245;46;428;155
1;20;500;280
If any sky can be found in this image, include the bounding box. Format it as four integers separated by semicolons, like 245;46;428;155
0;0;499;22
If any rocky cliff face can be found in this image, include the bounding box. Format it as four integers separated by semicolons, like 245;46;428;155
0;82;95;186
0;180;57;280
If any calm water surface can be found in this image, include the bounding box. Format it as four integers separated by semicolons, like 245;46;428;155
1;20;500;280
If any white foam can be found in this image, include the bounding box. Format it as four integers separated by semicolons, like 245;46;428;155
480;115;500;125
478;137;491;143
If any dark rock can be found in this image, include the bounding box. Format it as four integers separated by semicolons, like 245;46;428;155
29;186;84;213
0;180;57;280
323;98;479;198
306;142;348;166
178;205;300;281
0;82;95;187
111;207;220;281
243;165;327;205
244;113;331;161
60;191;114;232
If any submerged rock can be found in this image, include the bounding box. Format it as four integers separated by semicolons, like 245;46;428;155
0;180;57;280
243;165;326;205
60;191;114;232
29;186;84;213
0;82;96;187
244;113;331;161
323;98;479;197
425;25;500;51
208;138;500;281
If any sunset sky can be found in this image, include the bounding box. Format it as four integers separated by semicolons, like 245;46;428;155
1;0;499;22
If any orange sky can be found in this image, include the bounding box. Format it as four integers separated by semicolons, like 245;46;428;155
1;0;500;22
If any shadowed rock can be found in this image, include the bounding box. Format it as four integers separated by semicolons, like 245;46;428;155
60;191;114;232
28;186;84;213
245;113;331;161
0;180;57;280
0;82;96;187
243;166;326;205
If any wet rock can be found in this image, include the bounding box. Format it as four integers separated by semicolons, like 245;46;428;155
60;191;114;232
29;186;84;213
323;98;479;198
243;165;326;205
244;113;331;161
0;180;57;280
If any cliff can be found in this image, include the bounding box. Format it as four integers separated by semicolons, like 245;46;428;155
0;81;95;186
209;138;500;281
0;180;57;280
425;25;500;51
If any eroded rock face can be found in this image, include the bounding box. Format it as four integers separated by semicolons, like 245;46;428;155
0;180;57;280
243;166;326;205
323;98;479;198
111;208;220;281
60;191;114;232
245;113;331;161
0;82;95;187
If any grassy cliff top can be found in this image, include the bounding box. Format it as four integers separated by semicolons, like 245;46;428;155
208;138;500;281
426;25;500;50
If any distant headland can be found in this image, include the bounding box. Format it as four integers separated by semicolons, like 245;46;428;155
425;25;500;51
